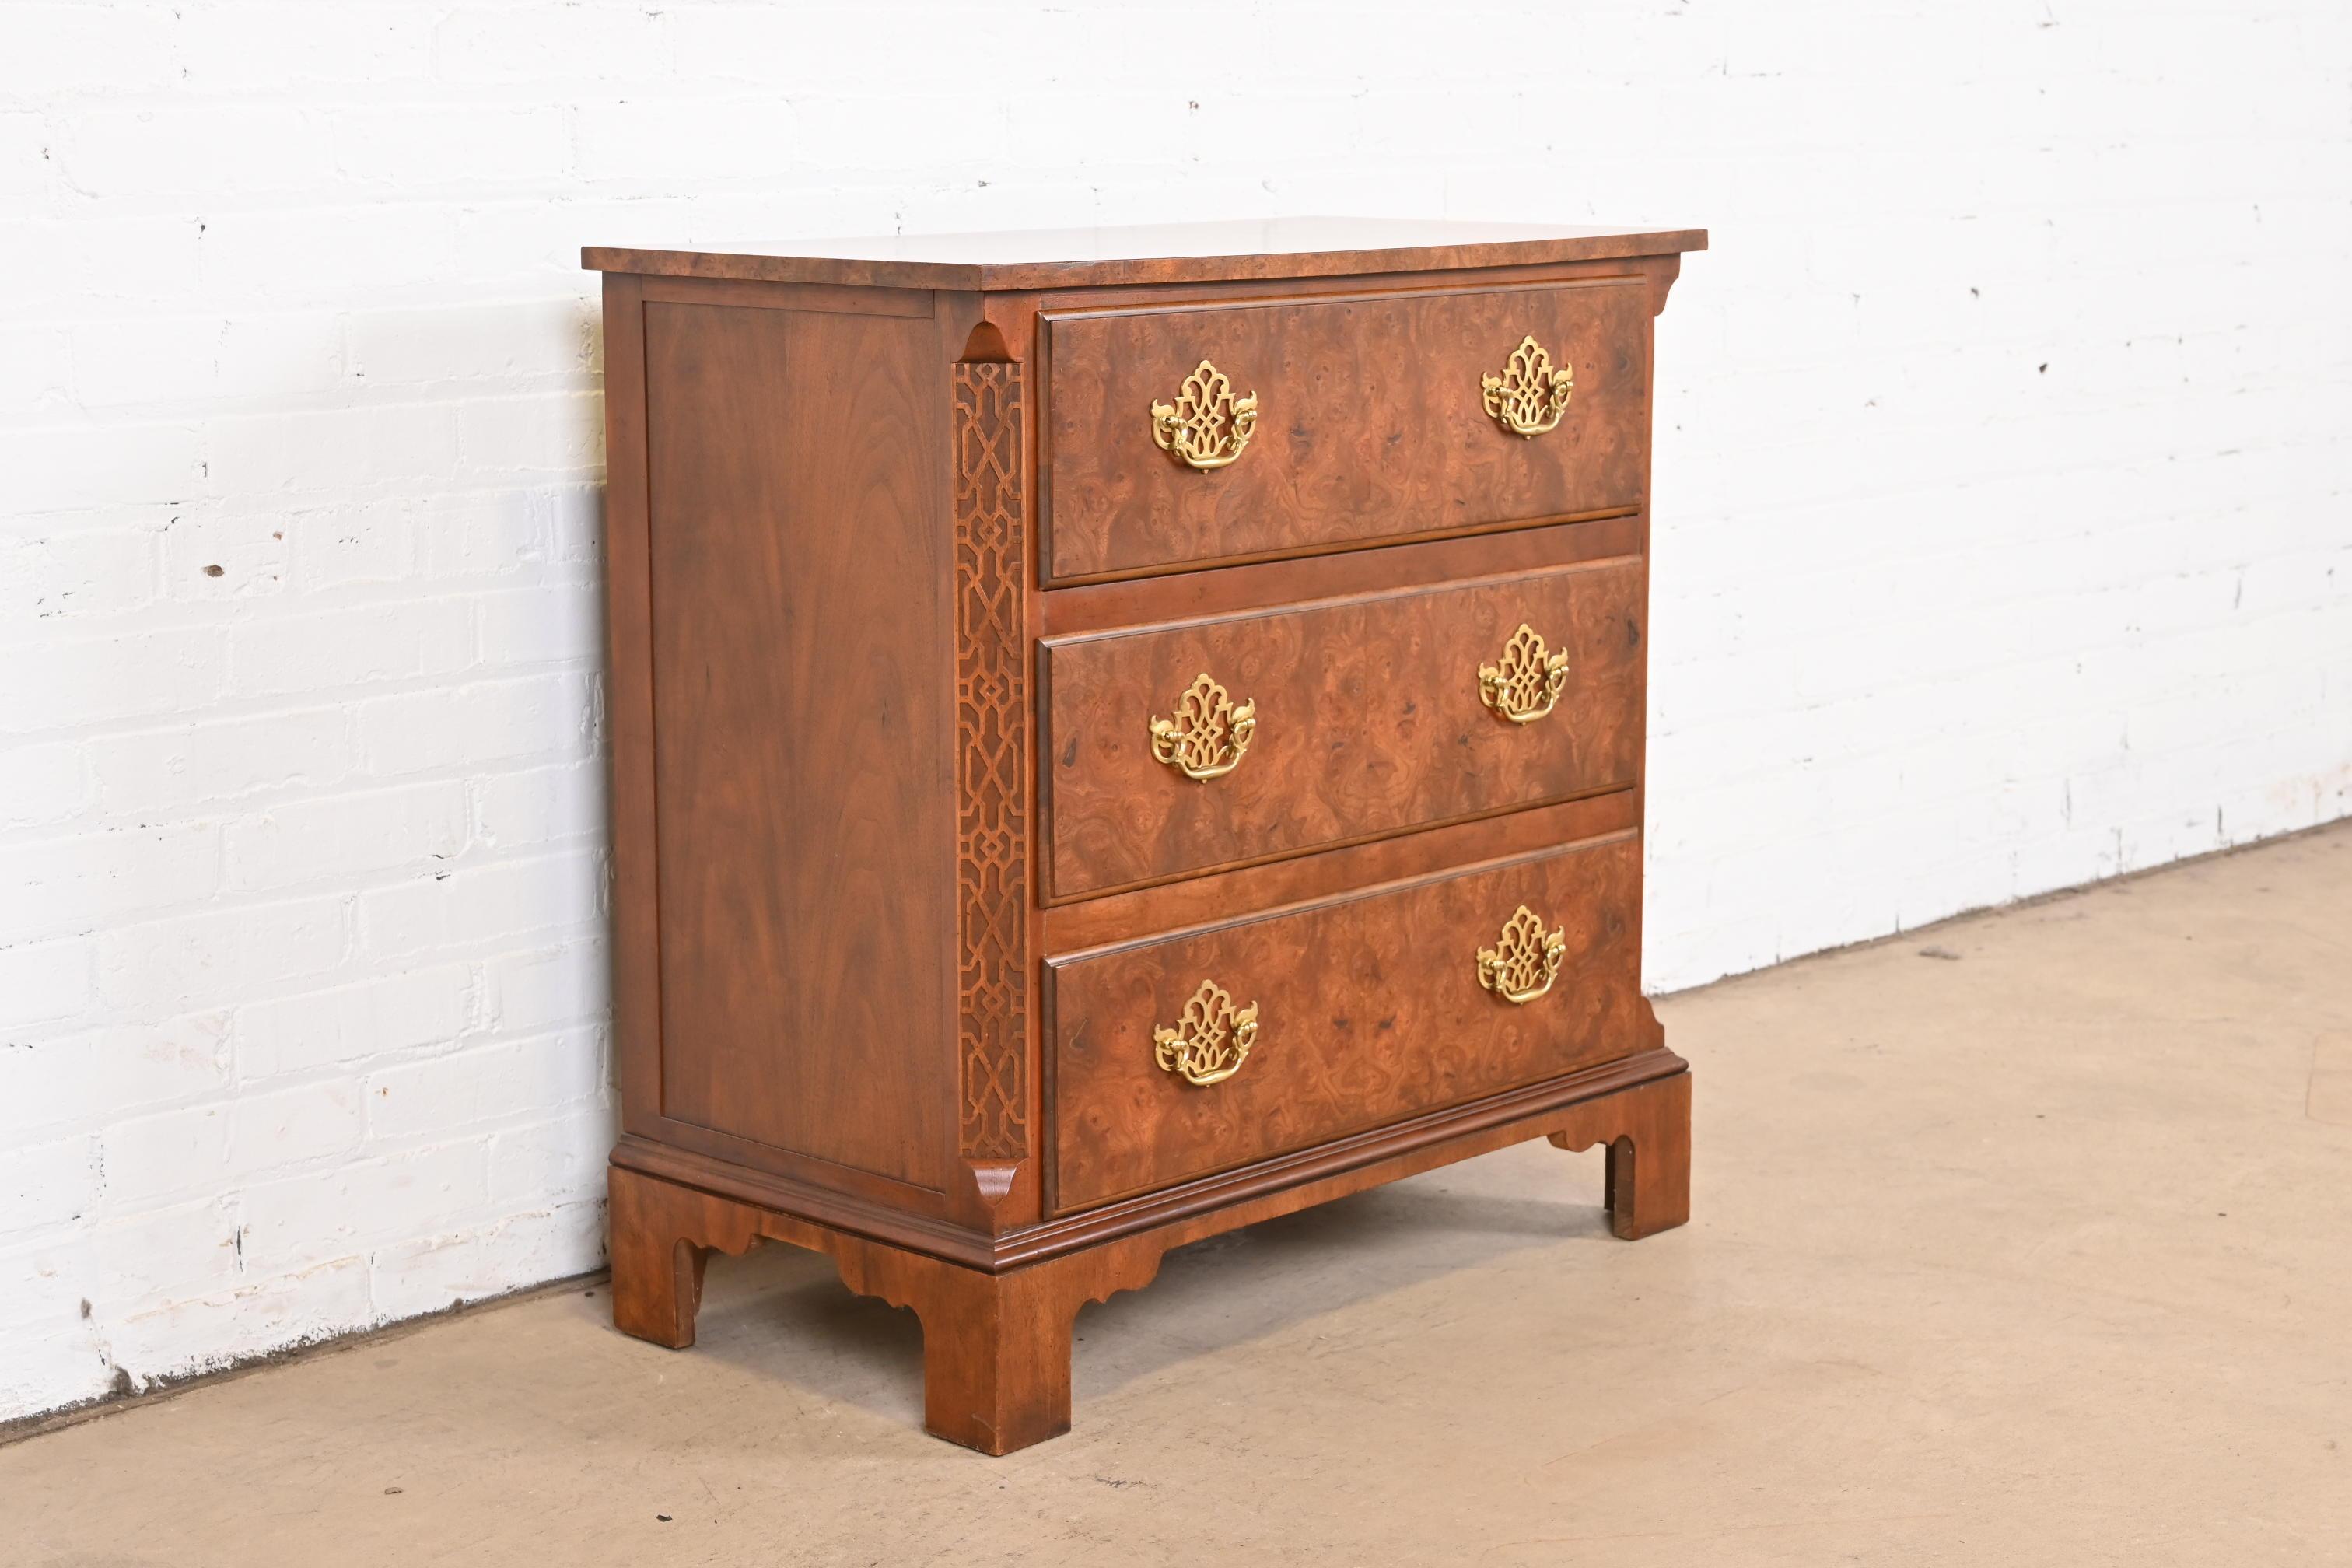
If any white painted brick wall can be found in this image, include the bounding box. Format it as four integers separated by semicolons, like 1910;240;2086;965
2;0;2347;1423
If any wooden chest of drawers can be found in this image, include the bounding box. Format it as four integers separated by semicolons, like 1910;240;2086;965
586;218;1706;1454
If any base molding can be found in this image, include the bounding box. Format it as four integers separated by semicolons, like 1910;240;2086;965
607;1060;1692;1454
613;1045;1686;1270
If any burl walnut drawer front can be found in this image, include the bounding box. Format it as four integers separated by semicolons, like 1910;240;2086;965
1041;277;1653;583
1041;558;1644;900
1048;832;1645;1213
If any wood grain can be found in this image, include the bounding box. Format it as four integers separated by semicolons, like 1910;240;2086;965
1040;278;1652;581
1041;791;1641;954
584;215;1709;292
644;299;954;1189
1042;558;1646;898
1040;510;1643;637
1048;831;1647;1213
1552;1065;1690;1240
599;274;664;1136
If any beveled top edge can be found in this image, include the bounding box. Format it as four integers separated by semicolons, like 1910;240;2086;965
581;215;1707;291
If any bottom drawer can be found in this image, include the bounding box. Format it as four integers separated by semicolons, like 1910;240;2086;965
1047;831;1645;1214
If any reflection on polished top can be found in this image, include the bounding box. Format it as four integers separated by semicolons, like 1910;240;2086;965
581;214;1710;290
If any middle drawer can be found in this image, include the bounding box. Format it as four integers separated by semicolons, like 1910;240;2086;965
1041;558;1645;900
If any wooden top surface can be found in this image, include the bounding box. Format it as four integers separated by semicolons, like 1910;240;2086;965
582;215;1707;291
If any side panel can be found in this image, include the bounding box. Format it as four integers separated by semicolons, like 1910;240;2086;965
602;275;663;1136
642;299;954;1190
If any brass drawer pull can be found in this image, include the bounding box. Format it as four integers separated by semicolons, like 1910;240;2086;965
1150;359;1258;471
1478;623;1570;725
1154;978;1260;1087
1477;905;1566;1005
1481;334;1573;437
1150;671;1256;781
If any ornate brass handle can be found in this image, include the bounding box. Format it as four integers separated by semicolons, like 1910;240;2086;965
1154;978;1260;1087
1478;623;1570;725
1477;905;1567;1006
1150;671;1256;782
1480;334;1573;437
1150;359;1258;471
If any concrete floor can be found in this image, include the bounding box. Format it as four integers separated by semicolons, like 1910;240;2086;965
9;824;2350;1566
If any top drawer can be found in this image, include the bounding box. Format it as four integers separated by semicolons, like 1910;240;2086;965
1039;277;1651;583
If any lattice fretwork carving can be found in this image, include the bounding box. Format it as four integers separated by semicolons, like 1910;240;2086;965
952;361;1029;1161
